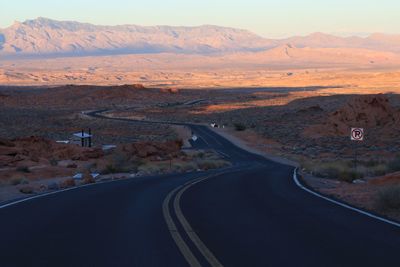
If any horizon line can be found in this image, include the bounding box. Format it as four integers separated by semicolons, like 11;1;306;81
1;17;400;39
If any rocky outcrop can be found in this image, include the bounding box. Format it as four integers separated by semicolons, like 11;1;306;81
120;140;183;160
0;136;104;168
304;95;400;138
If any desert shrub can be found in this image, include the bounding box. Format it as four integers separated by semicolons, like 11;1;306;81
83;176;96;185
388;157;400;172
16;166;30;173
102;151;139;174
306;161;363;183
60;178;76;189
376;185;400;211
175;139;184;149
102;164;118;174
367;164;388;177
362;159;382;167
197;160;229;170
233;123;247;131
174;162;197;172
9;176;29;186
49;159;58;166
19;186;34;194
337;170;363;183
313;166;340;179
138;163;163;174
78;163;96;175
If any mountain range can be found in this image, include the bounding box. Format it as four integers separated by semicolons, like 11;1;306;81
1;17;400;58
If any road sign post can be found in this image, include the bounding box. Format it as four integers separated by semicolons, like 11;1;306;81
350;128;364;177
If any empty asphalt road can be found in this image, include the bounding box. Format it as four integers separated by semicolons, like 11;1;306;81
0;112;400;267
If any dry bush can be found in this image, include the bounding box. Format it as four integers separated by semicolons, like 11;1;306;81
375;185;400;211
16;166;30;173
173;162;197;172
83;176;96;185
82;171;96;184
197;160;229;171
101;151;135;174
138;163;164;174
60;178;76;189
302;161;363;182
233;123;247;131
9;176;29;186
388;156;400;172
19;186;34;194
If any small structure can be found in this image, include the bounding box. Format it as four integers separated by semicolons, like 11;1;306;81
56;140;70;144
72;129;93;147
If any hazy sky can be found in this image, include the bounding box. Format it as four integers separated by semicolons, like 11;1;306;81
1;0;399;38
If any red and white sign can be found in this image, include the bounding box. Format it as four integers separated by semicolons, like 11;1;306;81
351;128;364;141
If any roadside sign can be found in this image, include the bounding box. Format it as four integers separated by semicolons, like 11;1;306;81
351;128;364;141
191;135;198;142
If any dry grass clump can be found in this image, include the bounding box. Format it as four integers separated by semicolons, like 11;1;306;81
301;160;362;183
302;157;400;183
19;185;34;194
197;160;229;170
375;185;400;211
233;123;247;131
82;172;96;184
172;162;198;173
138;161;196;174
101;151;139;174
16;166;31;173
60;178;76;189
9;176;29;186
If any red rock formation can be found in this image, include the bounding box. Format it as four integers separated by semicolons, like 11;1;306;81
304;94;400;138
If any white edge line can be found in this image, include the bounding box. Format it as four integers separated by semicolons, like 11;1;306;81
199;136;210;146
0;178;128;210
293;168;400;228
0;166;236;210
216;150;230;158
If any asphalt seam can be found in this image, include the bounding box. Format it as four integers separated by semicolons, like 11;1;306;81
293;168;400;228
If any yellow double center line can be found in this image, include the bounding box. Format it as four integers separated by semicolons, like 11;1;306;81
162;173;226;267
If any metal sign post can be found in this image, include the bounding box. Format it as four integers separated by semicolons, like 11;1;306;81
350;128;364;176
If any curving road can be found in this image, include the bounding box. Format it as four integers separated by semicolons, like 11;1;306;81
0;112;400;267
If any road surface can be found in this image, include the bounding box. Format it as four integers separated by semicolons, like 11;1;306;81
0;112;399;267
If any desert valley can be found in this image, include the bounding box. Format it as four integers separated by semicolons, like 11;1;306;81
1;14;400;266
2;18;400;218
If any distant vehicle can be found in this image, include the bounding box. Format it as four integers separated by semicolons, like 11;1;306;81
210;123;219;128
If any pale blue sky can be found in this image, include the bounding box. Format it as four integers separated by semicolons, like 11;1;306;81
1;0;399;38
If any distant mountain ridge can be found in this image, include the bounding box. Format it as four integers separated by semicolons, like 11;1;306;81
0;18;400;58
281;32;400;53
0;17;276;57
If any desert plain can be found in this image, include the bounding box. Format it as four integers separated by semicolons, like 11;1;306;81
1;18;400;221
